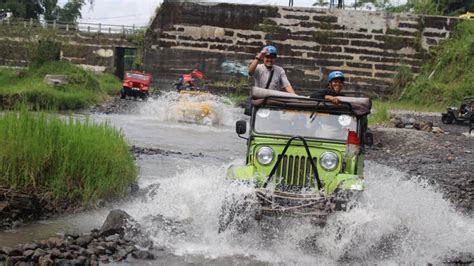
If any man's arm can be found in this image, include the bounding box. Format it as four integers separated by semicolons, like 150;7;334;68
280;70;296;94
248;49;266;76
248;57;260;76
284;85;295;94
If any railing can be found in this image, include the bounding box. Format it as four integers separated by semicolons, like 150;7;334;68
0;18;144;35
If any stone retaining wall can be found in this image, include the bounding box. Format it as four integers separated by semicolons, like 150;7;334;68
144;2;459;96
0;25;136;72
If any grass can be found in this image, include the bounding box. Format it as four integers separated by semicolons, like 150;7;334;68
224;91;250;107
0;61;121;110
399;20;474;106
0;106;137;205
368;100;445;125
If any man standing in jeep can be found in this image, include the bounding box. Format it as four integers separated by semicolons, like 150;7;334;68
311;71;346;104
248;45;296;94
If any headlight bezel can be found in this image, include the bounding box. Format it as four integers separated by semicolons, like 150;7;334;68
320;151;339;171
256;146;274;165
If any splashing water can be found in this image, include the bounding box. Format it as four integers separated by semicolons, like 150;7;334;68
118;161;473;264
139;92;243;127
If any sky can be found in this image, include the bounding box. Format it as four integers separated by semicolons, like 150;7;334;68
57;0;407;27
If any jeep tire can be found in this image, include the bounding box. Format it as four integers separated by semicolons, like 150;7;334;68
441;113;453;124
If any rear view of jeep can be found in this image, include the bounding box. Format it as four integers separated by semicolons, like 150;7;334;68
221;87;372;232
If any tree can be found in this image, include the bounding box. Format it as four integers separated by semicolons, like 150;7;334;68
56;0;86;22
0;0;93;22
0;0;43;19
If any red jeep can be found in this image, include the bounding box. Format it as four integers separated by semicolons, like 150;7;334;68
120;71;152;100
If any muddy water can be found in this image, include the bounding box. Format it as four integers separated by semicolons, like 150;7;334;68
1;94;473;264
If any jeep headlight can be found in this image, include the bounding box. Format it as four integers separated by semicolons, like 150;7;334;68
320;152;339;171
256;146;274;165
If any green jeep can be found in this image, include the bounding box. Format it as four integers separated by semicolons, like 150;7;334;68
220;87;372;232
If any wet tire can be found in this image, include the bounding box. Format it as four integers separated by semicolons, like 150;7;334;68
218;195;255;234
441;114;453;124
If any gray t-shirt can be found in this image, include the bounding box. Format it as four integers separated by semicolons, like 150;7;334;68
252;64;291;91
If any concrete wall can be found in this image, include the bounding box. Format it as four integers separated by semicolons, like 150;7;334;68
0;24;137;72
144;2;459;96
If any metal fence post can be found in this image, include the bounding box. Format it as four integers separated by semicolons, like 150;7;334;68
98;23;101;33
66;23;69;31
53;20;56;29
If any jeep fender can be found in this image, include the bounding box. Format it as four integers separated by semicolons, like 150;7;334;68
226;165;265;184
324;173;365;194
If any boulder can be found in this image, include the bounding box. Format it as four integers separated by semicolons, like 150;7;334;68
99;210;140;237
44;75;69;87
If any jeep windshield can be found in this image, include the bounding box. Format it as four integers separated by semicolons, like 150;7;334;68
254;108;357;141
126;73;150;81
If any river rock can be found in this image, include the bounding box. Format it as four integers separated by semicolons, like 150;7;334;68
44;75;69;86
23;249;34;258
75;235;93;248
38;254;54;266
5;256;26;265
32;248;46;261
131;250;155;260
99;209;140;237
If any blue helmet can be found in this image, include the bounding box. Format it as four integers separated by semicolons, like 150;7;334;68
264;45;277;56
327;71;345;84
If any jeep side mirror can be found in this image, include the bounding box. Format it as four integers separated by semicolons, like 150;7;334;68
365;132;373;146
236;120;247;135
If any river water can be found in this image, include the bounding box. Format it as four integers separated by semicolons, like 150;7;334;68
1;93;473;264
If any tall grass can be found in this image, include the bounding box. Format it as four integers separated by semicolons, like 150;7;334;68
0;61;121;110
0;106;137;204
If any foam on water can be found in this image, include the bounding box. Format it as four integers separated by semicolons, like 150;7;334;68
118;160;474;264
139;91;243;127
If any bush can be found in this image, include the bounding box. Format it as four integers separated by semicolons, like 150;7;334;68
0;106;137;204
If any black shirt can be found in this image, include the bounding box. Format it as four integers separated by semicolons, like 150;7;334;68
310;88;344;99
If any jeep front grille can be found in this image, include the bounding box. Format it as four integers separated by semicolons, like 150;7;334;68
274;155;317;189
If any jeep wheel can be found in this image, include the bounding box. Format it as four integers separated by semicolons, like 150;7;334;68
441;114;453;124
120;89;126;99
218;195;256;234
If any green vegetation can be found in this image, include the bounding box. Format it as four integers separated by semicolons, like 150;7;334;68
0;61;121;110
1;0;94;22
126;29;146;70
399;21;474;106
226;92;249;106
0;106;137;204
368;101;390;125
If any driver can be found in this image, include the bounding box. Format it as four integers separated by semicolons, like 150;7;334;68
310;71;345;104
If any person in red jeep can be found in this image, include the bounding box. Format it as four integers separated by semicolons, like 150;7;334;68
120;71;152;100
